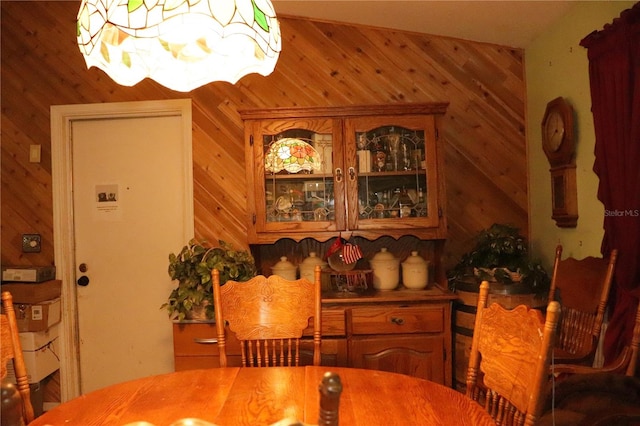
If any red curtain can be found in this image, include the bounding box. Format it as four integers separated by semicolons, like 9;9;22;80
580;3;640;365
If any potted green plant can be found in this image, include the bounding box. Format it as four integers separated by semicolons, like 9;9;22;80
162;239;257;321
447;223;550;294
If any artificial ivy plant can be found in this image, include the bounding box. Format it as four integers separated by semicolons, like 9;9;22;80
162;239;257;321
447;223;550;294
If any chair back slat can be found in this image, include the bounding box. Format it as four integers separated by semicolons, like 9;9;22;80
467;281;560;426
557;306;595;355
238;338;303;367
214;266;322;367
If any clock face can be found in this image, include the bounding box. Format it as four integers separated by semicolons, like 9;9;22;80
545;111;565;152
542;97;574;167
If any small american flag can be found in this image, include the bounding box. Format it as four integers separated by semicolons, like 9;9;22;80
342;243;363;265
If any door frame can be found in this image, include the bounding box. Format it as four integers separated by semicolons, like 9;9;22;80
51;99;193;401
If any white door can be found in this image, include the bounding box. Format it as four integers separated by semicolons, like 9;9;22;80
51;100;193;398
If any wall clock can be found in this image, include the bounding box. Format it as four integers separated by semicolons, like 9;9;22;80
541;97;578;228
542;97;574;167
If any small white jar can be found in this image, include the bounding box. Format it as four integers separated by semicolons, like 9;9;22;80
299;252;327;283
401;251;429;290
369;248;400;291
271;256;297;281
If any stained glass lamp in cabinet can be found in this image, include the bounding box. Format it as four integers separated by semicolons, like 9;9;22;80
265;138;323;174
76;0;281;92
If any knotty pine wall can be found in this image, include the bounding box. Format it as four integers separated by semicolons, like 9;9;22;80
1;1;528;273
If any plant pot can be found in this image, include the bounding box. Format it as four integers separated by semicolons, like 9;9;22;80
185;301;210;320
473;267;522;283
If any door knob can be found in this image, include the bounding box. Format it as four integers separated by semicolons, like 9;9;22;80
77;276;90;286
79;263;88;272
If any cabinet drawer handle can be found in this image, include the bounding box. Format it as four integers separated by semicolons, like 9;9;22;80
193;338;218;344
390;317;404;325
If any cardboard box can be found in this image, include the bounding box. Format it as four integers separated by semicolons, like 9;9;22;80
6;324;60;384
1;266;56;283
18;322;60;350
1;280;62;304
12;298;61;332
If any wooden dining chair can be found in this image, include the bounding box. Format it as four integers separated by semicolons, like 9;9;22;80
213;265;322;367
1;291;35;424
548;245;618;365
466;281;561;426
553;296;640;377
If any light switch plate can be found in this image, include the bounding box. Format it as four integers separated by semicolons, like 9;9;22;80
29;145;41;163
22;234;41;253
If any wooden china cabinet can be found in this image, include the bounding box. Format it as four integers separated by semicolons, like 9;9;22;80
173;103;457;386
240;103;449;244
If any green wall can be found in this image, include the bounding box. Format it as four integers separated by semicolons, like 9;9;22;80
526;1;635;267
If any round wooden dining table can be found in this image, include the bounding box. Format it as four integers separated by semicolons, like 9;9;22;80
31;366;495;426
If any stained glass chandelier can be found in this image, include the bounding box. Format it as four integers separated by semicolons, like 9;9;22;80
76;0;281;92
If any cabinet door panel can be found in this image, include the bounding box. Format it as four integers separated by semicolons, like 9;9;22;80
249;118;346;236
349;335;445;384
299;338;348;367
344;115;440;231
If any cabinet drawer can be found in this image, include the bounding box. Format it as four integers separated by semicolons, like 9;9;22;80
173;323;216;356
322;308;346;336
303;308;346;337
173;323;241;356
173;317;343;357
350;306;444;335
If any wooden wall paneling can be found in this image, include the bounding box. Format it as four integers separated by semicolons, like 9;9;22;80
276;21;357;105
444;142;527;268
321;25;424;103
1;2;528;283
354;32;448;102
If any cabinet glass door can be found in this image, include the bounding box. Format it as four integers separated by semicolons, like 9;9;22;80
345;115;440;230
257;119;345;234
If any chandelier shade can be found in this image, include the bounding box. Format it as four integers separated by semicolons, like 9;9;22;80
77;0;281;92
265;138;323;174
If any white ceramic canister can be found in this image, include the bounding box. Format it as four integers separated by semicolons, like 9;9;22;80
299;252;327;283
369;248;400;290
401;251;430;289
271;256;297;281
